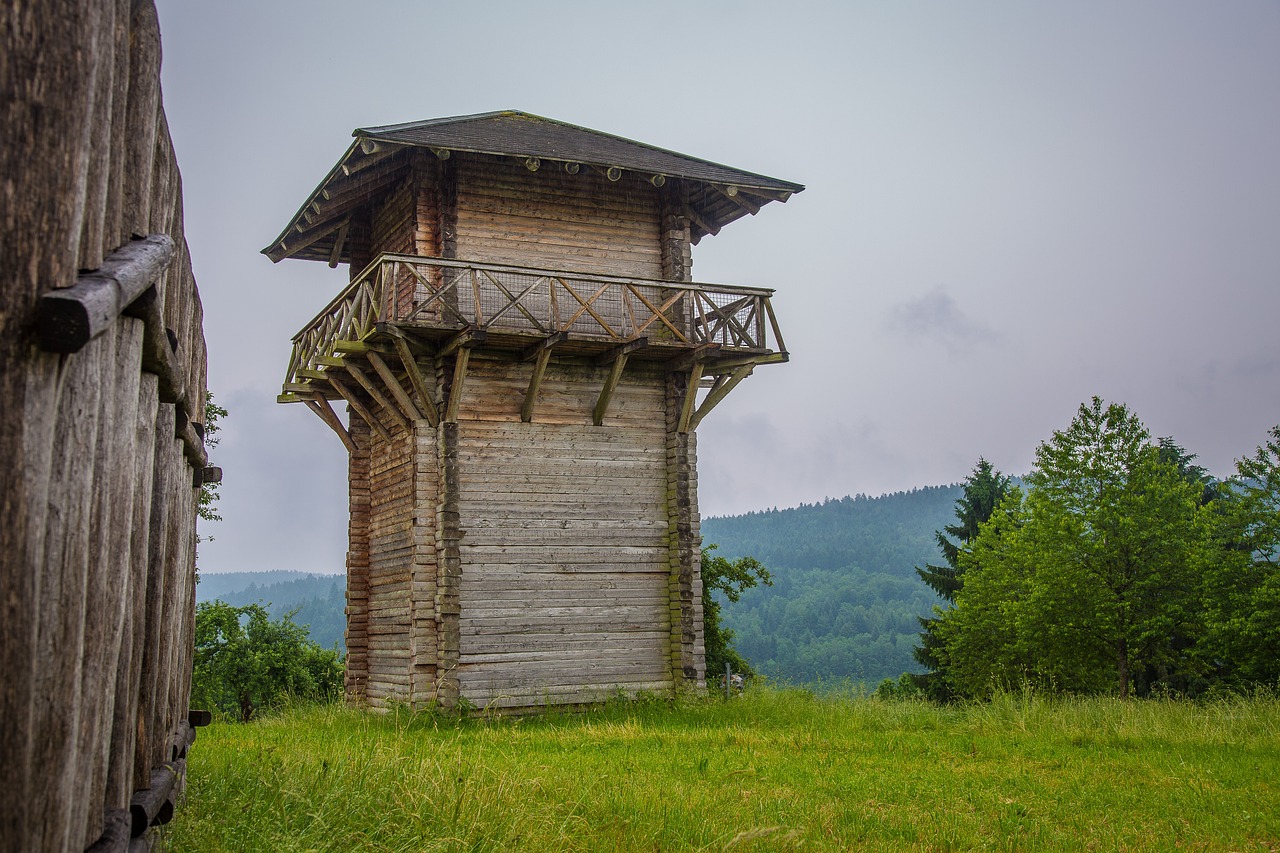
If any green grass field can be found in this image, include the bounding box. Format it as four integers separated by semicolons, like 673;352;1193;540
167;688;1280;852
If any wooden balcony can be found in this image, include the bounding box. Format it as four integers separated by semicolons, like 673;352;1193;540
281;253;787;399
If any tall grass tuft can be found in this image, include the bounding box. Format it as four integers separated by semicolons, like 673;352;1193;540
168;687;1280;851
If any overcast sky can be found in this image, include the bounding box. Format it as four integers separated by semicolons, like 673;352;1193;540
153;1;1280;575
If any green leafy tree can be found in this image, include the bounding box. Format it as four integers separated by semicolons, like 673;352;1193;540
702;544;771;680
1201;426;1280;688
944;398;1208;699
192;601;344;722
912;458;1010;700
197;391;226;538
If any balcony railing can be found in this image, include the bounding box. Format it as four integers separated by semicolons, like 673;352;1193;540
284;253;785;388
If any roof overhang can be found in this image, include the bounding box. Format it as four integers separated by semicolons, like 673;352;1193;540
263;110;804;265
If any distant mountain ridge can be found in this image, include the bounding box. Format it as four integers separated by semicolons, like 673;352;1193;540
198;484;966;682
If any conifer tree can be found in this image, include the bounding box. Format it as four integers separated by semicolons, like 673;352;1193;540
912;458;1010;700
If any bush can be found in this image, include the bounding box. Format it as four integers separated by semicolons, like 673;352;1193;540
192;601;344;721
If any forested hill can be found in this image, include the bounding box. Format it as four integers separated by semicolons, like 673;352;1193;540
702;486;964;685
197;571;346;652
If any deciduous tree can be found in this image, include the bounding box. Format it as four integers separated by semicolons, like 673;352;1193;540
192;601;344;722
702;544;771;680
944;399;1208;698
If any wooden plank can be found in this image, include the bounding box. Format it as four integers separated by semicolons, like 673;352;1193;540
327;375;393;444
469;683;675;709
444;347;470;423
392;335;438;427
688;363;753;431
305;395;357;454
593;353;628;426
367;351;423;422
346;363;409;432
520;347;552;423
677;363;703;434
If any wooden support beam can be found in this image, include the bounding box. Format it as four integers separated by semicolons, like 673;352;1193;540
521;331;568;362
716;184;761;215
688;364;753;432
130;762;179;837
341;146;399;176
328;219;349;268
764;297;787;354
282;381;320;396
367;350;423;422
668;342;721;372
444;347;471;423
593;353;629;426
594;336;647;366
438;327;486;358
333;339;372;355
735;186;793;204
677;362;705;434
392;335;438;427
685;204;720;238
521;347;553;423
346;363;409;432
36;234;175;352
706;351;789;372
270;216;350;263
123;284;187;406
316;355;347;368
305;394;358;454
377;321;435;353
297;367;329;381
328;374;393;443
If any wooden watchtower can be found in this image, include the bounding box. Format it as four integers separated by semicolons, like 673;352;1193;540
266;111;802;710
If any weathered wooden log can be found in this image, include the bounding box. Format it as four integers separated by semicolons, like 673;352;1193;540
177;417;207;471
106;373;158;810
128;761;177;837
121;283;185;406
36;234;175;353
167;720;195;761
84;807;131;853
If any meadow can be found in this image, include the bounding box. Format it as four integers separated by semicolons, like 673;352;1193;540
168;688;1280;852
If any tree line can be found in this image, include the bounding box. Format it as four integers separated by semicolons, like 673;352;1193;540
703;487;961;685
905;397;1279;700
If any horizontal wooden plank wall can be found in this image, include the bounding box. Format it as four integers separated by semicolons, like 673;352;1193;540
454;153;662;279
450;358;673;708
365;412;416;705
345;416;372;699
0;1;208;849
344;394;441;710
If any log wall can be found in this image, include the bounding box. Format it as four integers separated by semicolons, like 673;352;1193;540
454;153;663;278
348;398;445;709
452;359;674;708
1;2;209;850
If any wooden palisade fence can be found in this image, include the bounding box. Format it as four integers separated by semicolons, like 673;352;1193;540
2;2;213;851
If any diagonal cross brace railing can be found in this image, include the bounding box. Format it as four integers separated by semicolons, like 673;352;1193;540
283;253;782;388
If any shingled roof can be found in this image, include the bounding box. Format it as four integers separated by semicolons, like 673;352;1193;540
264;110;804;265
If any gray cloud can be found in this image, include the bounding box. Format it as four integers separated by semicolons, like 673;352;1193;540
884;286;1000;354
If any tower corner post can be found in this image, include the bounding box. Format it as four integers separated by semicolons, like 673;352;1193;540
666;371;706;690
